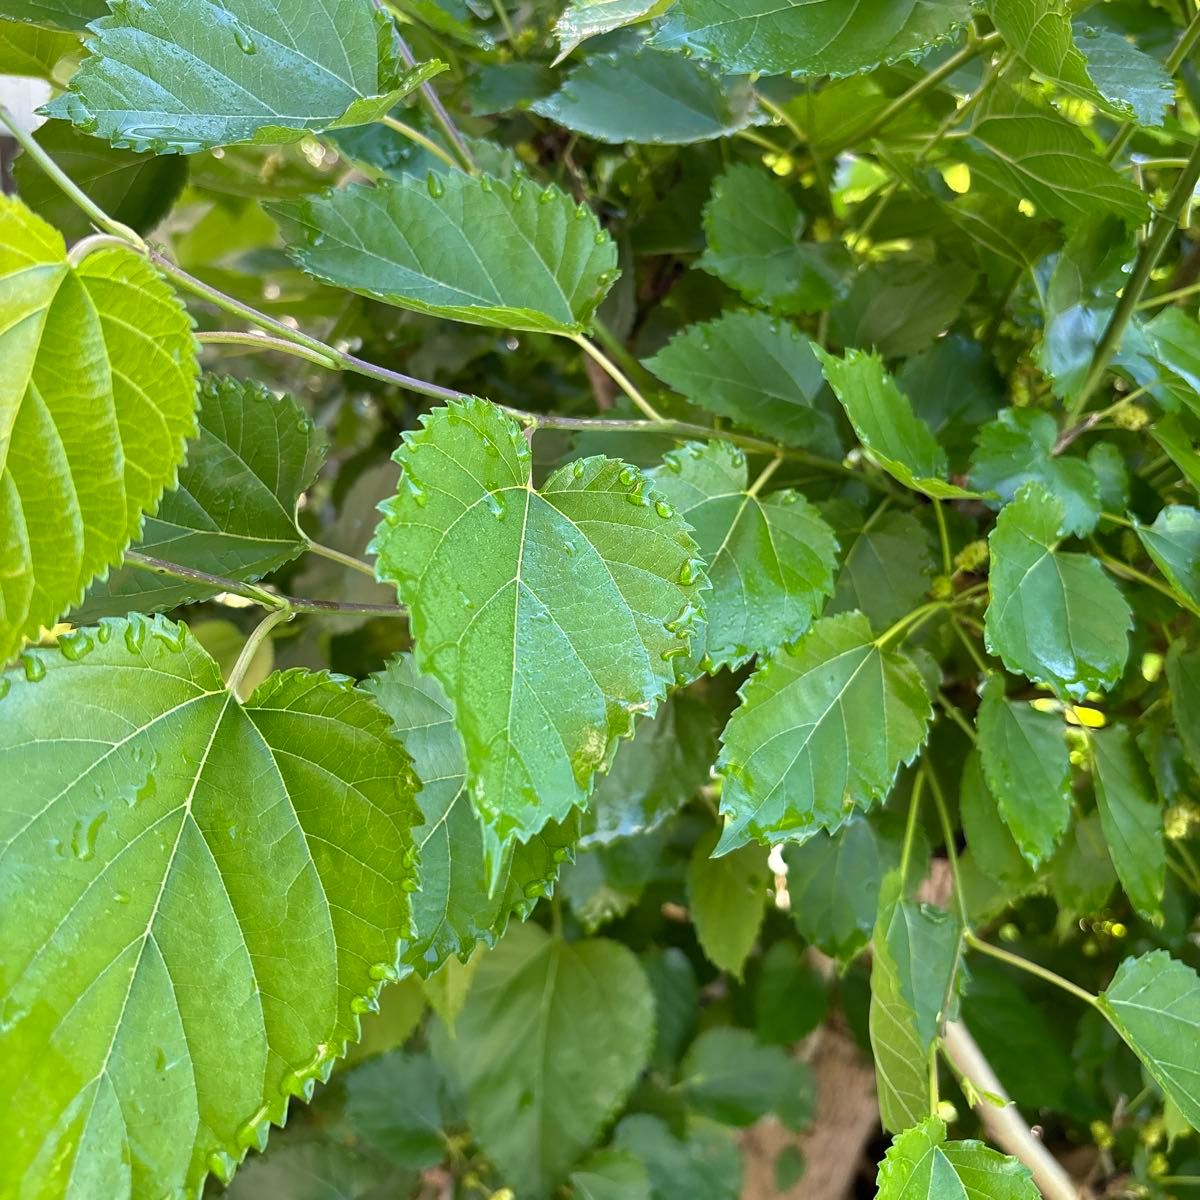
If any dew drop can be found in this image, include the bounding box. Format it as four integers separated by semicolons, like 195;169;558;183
124;617;147;655
368;961;399;983
572;459;586;479
21;654;45;683
232;23;256;53
618;467;637;487
678;560;696;585
208;1151;237;1186
401;877;419;893
524;881;545;899
58;630;94;661
96;623;113;644
426;171;445;199
593;230;608;245
654;501;673;519
561;541;576;556
552;847;570;863
0;678;10;700
538;188;554;206
484;491;507;520
71;811;108;861
113;891;130;904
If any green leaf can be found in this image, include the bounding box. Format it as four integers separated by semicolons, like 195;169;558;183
815;348;976;499
222;1140;415;1200
0;19;78;78
613;1114;743;1200
373;399;705;854
828;508;937;631
0;195;198;662
643;310;834;447
875;1117;1040;1199
969;408;1101;536
14;121;187;242
698;166;851;314
870;874;962;1133
961;87;1148;227
582;694;715;847
960;749;1037;890
1099;951;1200;1131
438;923;654;1197
366;654;577;975
1;0;103;30
562;830;665;932
1145;307;1200;406
1136;506;1200;610
0;615;420;1198
642;946;699;1071
571;1150;653;1200
650;0;972;77
784;811;918;963
990;0;1172;125
648;440;839;670
531;48;761;145
687;829;769;978
1168;642;1200;774
717;612;932;852
45;0;445;152
984;484;1132;698
75;376;326;621
1091;724;1165;922
976;675;1072;866
421;951;480;1035
1153;414;1200;495
553;0;673;63
272;174;617;335
678;1028;815;1130
1050;812;1116;917
754;939;828;1045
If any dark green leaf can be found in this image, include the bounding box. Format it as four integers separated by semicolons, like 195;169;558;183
960;748;1038;889
754;940;829;1045
343;1052;455;1169
613;1115;743;1200
1168;642;1200;774
222;1141;414;1200
687;829;769;977
0;0;103;30
571;1150;653;1200
1049;812;1116;916
1136;506;1200;609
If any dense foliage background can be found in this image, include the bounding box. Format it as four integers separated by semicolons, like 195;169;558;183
4;0;1200;1197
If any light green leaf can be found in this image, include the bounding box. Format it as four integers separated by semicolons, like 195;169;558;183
366;654;577;975
828;508;937;631
784;812;916;964
373;398;705;854
876;1117;1040;1199
984;484;1132;698
0;195;198;662
15;121;188;242
438;923;654;1197
613;1114;743;1200
960;749;1037;889
1;0;103;30
75;376;326;621
273;174;617;335
44;0;444;152
717;612;932;852
969;408;1101;536
1099;952;1200;1131
553;0;673;63
961;87;1148;227
642;310;833;447
1137;505;1200;610
571;1150;653;1200
698;165;851;314
0;18;77;78
1168;642;1200;774
650;0;971;78
870;874;962;1133
687;829;769;978
990;0;1172;125
0;615;420;1199
976;675;1071;867
1091;724;1164;922
531;48;761;145
815;347;976;499
421;951;481;1035
679;1028;815;1130
649;440;839;670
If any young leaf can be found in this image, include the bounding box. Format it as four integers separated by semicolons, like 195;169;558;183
649;440;839;670
531;48;761;145
960;749;1038;889
969;408;1101;536
961;88;1148;227
976;676;1072;867
0;195;197;663
372;398;706;854
650;0;972;78
678;1028;815;1130
1136;506;1200;609
45;0;444;152
75;376;326;621
717;612;932;852
1099;952;1200;1130
614;1114;743;1200
272;174;617;335
876;1117;1040;1199
553;0;673;63
687;829;769;978
0;616;420;1198
366;653;577;975
984;484;1131;698
815;347;976;499
870;874;962;1133
785;813;916;964
698;165;851;314
642;310;834;447
1091;724;1165;922
437;923;654;1197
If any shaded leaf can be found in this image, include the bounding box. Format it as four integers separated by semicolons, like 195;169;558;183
687;828;769;977
1050;812;1116;917
571;1150;653;1200
0;18;77;78
1168;642;1200;774
1136;505;1200;610
960;749;1037;889
1;0;103;30
613;1114;743;1200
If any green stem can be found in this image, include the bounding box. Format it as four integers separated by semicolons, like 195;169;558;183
1137;278;1200;310
1070;138;1200;422
393;29;477;174
874;587;986;649
937;689;979;743
736;128;786;154
933;499;953;575
196;330;339;371
746;456;783;499
228;607;293;694
1097;552;1199;616
592;319;659;392
306;541;378;580
900;772;925;886
757;95;807;148
380;114;460;172
925;762;970;929
570;334;665;421
950;616;992;676
491;0;517;48
965;932;1100;1008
